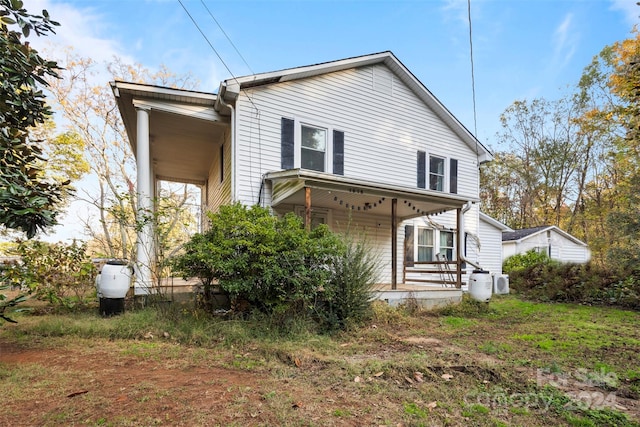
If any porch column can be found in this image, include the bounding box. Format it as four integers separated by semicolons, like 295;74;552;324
135;105;152;296
305;186;311;232
391;198;397;290
456;207;463;288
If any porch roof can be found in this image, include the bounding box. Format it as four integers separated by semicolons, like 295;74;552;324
265;169;475;220
110;81;229;185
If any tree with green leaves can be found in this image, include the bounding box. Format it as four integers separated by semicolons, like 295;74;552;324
0;0;68;238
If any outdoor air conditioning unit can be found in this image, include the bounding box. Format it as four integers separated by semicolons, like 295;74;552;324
493;274;510;295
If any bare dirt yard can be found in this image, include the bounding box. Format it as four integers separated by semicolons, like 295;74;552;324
1;296;639;426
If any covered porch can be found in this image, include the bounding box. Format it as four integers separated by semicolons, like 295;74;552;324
265;169;475;300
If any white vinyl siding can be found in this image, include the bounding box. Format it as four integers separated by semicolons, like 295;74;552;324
478;215;504;275
204;131;232;217
508;229;591;264
233;63;479;206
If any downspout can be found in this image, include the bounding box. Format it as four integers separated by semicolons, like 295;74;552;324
217;89;236;202
460;201;482;270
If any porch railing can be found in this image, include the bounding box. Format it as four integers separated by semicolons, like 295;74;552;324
403;259;459;287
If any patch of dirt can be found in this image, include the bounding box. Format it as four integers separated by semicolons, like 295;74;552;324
0;340;380;426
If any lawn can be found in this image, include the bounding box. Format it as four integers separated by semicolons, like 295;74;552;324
0;295;638;426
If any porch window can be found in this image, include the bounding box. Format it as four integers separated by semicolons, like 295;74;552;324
294;206;331;230
429;156;445;191
439;230;455;261
301;125;327;172
417;227;434;262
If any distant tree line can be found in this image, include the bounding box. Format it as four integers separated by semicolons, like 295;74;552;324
481;29;640;270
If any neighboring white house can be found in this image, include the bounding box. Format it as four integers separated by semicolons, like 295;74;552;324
111;51;493;294
502;225;591;264
478;212;512;276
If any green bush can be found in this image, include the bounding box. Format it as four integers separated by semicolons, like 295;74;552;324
318;233;381;331
172;204;382;331
172;203;344;321
510;261;639;309
503;249;558;273
4;240;97;309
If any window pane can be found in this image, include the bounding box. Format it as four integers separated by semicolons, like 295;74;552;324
417;228;433;245
430;157;444;174
301;126;326;150
418;247;433;262
439;231;455;261
301;148;325;172
440;231;454;247
429;156;445;191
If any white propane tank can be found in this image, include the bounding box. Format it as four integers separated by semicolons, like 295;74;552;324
469;269;492;302
98;260;132;299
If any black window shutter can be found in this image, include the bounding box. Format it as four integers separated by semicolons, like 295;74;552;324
404;225;414;267
450;158;458;194
281;117;295;169
417;151;426;188
333;130;344;175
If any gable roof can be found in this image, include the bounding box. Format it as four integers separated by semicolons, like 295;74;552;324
479;212;512;231
502;225;588;247
216;51;492;163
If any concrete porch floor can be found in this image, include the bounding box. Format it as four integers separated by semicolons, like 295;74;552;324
371;283;463;310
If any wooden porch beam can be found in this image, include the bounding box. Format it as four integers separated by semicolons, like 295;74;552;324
305;186;311;232
391;198;398;290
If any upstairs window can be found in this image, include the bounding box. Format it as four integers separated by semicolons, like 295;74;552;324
301;125;327;172
281;118;344;175
429;156;445;191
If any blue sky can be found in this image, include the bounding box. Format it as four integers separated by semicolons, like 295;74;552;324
31;0;639;145
24;0;640;241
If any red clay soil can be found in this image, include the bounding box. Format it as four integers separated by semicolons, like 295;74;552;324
0;339;382;426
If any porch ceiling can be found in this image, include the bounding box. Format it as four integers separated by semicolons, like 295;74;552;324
265;169;475;220
112;81;229;185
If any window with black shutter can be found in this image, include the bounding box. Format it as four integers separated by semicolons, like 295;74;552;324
281;117;295;169
417;150;426;189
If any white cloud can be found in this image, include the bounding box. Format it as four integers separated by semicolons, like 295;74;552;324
26;0;136;66
610;0;640;27
549;13;578;73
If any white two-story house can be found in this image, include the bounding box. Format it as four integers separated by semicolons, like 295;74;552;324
111;51;493;300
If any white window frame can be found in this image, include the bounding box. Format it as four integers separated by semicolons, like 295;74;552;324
428;155;447;192
413;226;456;262
416;226;434;262
294;206;332;230
294;118;334;173
438;230;456;261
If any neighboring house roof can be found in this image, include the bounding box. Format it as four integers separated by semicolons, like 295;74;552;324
217;51;493;164
479;212;513;232
502;225;588;247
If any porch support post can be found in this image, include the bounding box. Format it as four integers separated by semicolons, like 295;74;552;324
456;207;463;288
391;198;398;290
135;105;152;296
304;186;311;232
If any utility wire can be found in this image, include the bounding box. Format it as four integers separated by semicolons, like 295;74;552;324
177;0;259;111
200;0;255;75
467;0;478;139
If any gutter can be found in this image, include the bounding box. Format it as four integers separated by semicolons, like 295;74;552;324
216;84;237;202
460;201;482;270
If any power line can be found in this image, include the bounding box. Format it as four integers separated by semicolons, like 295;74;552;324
200;0;255;75
467;0;478;139
177;0;259;111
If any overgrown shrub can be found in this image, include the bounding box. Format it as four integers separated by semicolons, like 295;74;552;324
172;203;382;331
172;203;345;321
318;233;381;331
510;261;640;309
4;240;97;309
503;249;558;273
